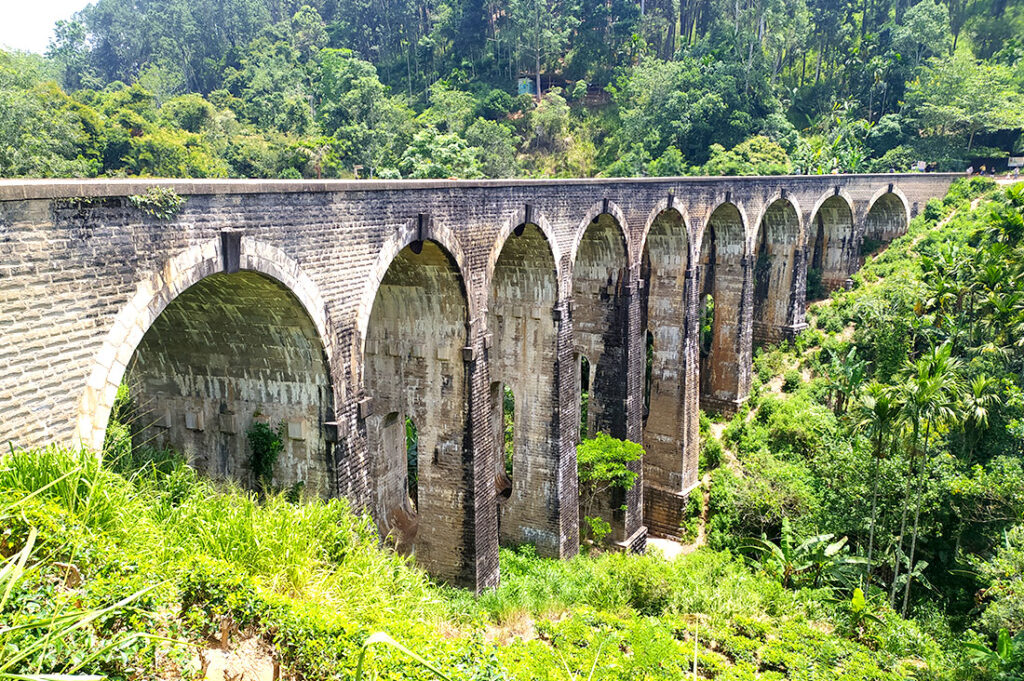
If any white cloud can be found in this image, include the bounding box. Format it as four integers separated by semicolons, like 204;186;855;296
0;0;94;54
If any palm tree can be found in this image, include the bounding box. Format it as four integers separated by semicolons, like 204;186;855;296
895;343;962;615
826;347;867;416
960;375;1001;463
854;381;899;589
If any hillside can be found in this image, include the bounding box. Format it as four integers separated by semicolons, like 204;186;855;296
2;0;1023;180
3;178;1024;679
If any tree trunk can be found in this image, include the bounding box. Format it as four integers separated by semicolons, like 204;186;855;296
889;421;918;607
902;420;932;616
865;431;885;587
535;0;543;99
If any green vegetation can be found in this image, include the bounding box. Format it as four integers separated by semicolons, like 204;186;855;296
700;178;1024;679
0;446;977;680
4;181;1024;679
2;0;1023;180
577;433;644;543
246;420;284;490
127;186;186;220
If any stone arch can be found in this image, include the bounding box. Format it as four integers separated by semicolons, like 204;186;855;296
697;202;750;412
808;188;856;233
570;199;632;272
486;206;564;302
354;217;475;380
807;192;856;295
639;207;694;499
75;238;337;454
638;197;695;267
487;222;562;554
751;193;803;246
864;186;911;247
362;237;470;580
752;197;801;345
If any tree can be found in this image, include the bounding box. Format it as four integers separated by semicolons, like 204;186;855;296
892;0;950;67
893;343;962;615
398;127;482;178
905;52;1024;152
46;20;97;92
465;118;520;178
702;135;792;176
854;381;900;588
576;433;643;543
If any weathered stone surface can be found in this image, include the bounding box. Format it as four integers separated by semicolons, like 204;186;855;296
0;174;955;590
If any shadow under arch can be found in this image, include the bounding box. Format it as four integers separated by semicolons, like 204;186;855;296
354;218;476;382
807;191;856;295
75;237;337;454
486;206;565;302
488;220;564;554
697;201;750;413
752;196;801;345
864;186;911;248
571;199;632;272
361;235;472;582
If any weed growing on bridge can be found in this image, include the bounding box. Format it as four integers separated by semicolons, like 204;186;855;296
128;186;186;220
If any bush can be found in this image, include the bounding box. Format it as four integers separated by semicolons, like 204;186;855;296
247;420;284;489
976;525;1024;636
701;436;724;471
782;369;803;393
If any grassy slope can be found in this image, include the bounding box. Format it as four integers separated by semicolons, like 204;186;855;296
2;446;958;680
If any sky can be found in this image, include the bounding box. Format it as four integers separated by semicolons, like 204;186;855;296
0;0;93;54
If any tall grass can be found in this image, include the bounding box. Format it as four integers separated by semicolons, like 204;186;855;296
0;445;445;630
471;545;799;625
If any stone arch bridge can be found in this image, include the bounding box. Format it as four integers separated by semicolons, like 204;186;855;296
0;174;955;590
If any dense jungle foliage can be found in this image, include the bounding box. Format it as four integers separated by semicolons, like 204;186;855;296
3;178;1024;679
1;0;1023;179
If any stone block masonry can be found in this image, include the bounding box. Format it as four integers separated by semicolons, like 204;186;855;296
0;174;956;589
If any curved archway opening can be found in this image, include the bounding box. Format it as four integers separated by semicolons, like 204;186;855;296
752;199;800;346
698;203;746;412
121;271;336;496
572;213;629;439
579;354;592;441
808;195;855;298
364;240;468;572
639;208;694;497
864;192;908;254
488;222;560;551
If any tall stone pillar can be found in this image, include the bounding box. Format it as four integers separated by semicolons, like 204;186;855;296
700;254;754;414
642;264;701;539
618;274;647;552
467;322;500;591
552;296;581;556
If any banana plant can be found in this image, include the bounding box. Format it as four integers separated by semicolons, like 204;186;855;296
742;518;867;589
965;629;1024;680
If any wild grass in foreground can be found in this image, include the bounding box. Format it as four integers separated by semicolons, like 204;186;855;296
1;445;991;680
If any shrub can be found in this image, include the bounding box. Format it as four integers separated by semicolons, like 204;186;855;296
128;186;186;219
246;420;284;490
701;436;724;471
782;369;803;392
976;525;1024;636
924;197;944;222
